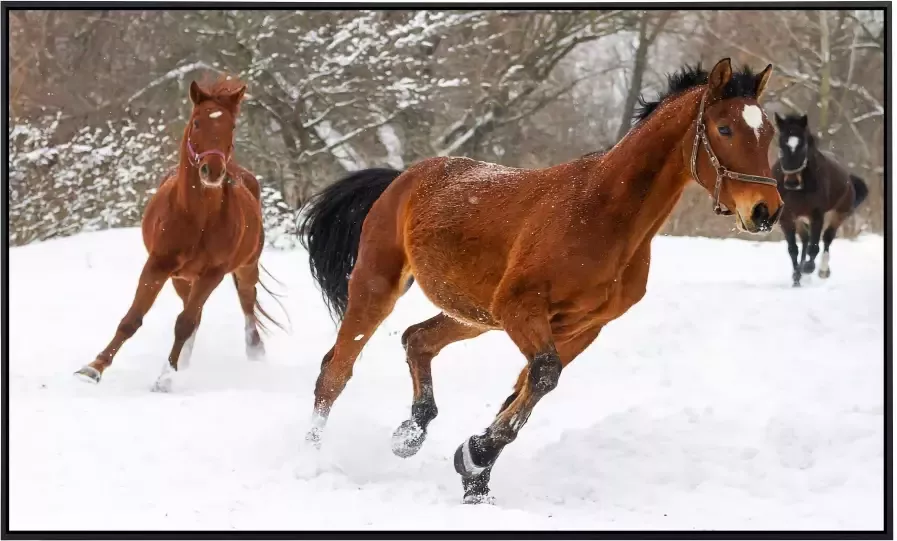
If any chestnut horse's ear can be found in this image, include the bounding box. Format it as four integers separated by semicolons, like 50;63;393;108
221;85;247;111
707;58;733;101
754;64;773;100
189;81;209;105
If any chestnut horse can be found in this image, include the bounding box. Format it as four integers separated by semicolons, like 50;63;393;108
298;58;783;503
773;113;869;287
75;76;281;392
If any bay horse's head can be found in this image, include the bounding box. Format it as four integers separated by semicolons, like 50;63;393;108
688;58;783;234
185;76;247;188
774;113;811;190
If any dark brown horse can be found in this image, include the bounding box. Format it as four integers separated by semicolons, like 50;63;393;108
298;58;783;503
75;76;281;392
773;113;869;287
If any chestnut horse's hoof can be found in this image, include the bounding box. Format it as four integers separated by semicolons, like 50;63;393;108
246;342;266;361
74;366;102;384
391;419;426;458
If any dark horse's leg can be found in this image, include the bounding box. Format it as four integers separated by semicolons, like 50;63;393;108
797;221;809;270
819;213;846;279
782;219;802;287
75;255;174;383
392;313;486;458
802;210;824;275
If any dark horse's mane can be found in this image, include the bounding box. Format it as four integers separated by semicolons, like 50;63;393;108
633;63;762;124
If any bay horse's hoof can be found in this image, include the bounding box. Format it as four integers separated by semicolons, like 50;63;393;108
74;366;101;384
391;419;426;458
818;268;831;279
801;260;816;274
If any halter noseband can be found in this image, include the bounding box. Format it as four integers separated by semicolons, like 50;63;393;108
187;139;230;167
689;92;778;215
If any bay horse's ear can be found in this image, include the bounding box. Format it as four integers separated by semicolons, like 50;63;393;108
799;114;809;128
189;81;210;106
754;64;773;100
707;58;733;101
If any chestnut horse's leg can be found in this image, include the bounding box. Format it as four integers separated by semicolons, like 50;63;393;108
75;256;174;383
305;251;407;448
152;271;225;392
453;321;604;503
171;278;201;370
233;263;265;360
391;313;486;458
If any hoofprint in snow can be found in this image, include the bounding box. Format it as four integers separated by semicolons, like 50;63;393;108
8;228;884;530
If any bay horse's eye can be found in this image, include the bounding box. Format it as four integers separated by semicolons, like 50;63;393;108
193;119;200;129
718;125;732;137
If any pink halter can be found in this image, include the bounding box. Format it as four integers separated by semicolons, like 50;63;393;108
187;139;229;166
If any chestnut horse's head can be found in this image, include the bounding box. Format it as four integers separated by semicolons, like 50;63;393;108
690;58;783;234
185;77;246;188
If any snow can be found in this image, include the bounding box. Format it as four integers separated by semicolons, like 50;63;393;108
8;228;884;530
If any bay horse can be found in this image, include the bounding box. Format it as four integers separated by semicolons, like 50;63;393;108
773;113;869;287
298;58;783;503
74;76;281;392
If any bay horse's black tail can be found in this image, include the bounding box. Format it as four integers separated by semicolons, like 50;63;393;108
298;167;405;322
850;174;869;210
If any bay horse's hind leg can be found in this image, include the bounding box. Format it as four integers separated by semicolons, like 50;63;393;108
819;212;847;279
233;264;265;360
305;249;407;447
75;256;173;383
391;313;485;458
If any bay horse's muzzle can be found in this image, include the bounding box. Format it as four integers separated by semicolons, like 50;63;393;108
751;202;783;232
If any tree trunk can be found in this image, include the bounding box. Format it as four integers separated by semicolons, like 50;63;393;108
616;14;653;141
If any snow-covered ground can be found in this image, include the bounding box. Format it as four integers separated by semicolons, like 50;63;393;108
8;228;885;531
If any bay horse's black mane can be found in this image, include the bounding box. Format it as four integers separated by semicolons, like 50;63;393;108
633;63;763;124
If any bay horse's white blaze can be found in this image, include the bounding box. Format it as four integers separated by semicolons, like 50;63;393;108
787;136;800;152
742;104;764;141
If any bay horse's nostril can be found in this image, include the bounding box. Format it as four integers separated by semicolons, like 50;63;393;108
751;202;770;227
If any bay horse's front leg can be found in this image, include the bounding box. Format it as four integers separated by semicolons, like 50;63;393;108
75;255;174;383
453;315;603;504
151;271;225;392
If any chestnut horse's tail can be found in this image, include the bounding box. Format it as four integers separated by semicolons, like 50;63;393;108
298;167;405;322
849;174;868;210
253;262;291;335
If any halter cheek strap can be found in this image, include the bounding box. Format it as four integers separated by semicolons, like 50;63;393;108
689;92;779;215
